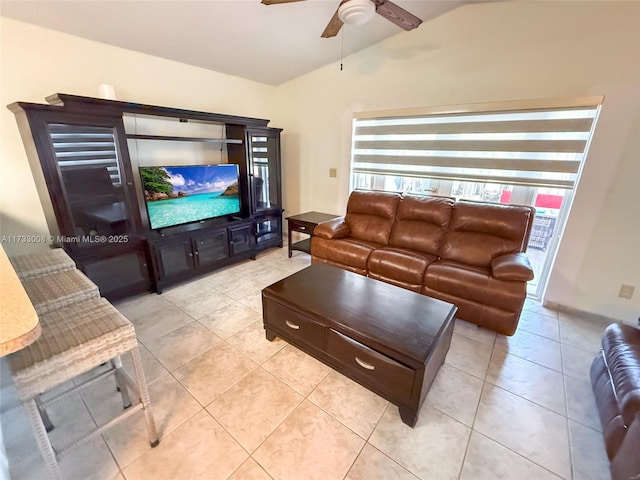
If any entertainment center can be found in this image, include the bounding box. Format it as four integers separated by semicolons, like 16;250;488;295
8;93;283;298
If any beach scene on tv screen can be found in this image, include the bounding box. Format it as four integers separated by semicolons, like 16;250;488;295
141;164;240;229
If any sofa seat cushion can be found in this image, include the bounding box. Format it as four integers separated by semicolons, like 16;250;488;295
311;236;381;273
602;323;640;426
368;247;438;292
421;286;520;336
423;260;525;311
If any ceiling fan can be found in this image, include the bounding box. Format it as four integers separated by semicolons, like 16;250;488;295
261;0;423;38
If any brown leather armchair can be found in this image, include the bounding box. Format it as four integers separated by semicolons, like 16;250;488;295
591;323;640;480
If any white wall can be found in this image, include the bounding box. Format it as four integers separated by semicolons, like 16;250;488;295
0;18;277;254
271;1;640;323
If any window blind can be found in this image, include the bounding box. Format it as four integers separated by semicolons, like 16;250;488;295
49;124;122;186
351;98;602;189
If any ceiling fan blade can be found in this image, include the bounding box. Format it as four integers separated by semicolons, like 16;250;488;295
261;0;306;5
374;0;423;31
321;7;344;38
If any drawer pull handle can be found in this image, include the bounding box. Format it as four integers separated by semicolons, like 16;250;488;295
285;320;300;330
355;357;375;371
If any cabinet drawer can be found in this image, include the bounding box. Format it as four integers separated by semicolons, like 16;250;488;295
327;329;415;399
263;299;326;350
289;220;314;233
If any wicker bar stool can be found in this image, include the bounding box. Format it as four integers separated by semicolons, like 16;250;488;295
20;268;99;316
9;248;76;280
7;297;159;480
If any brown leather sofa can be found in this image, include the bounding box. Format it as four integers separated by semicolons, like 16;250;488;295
311;190;535;336
591;323;640;480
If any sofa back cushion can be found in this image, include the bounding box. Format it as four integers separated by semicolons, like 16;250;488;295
389;195;454;255
440;201;535;267
345;190;400;245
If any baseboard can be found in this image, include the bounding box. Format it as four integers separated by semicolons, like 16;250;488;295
543;300;635;326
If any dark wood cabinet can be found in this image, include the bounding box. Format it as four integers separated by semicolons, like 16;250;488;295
150;222;256;292
76;241;151;299
150;230;227;292
9;94;284;299
8;105;151;299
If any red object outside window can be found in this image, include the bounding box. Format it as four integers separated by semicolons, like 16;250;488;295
500;190;512;204
535;194;563;209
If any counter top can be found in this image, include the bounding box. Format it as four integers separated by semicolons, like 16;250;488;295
0;246;39;357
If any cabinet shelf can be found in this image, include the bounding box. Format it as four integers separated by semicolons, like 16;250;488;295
291;238;311;254
256;227;279;238
126;134;243;144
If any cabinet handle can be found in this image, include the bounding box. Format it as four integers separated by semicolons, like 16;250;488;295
194;251;199;255
188;253;193;257
355;357;375;371
285;320;300;330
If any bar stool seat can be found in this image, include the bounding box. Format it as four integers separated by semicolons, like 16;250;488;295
7;297;158;480
9;249;76;280
20;269;99;316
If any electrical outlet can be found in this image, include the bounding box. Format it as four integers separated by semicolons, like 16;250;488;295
329;168;337;178
618;284;635;299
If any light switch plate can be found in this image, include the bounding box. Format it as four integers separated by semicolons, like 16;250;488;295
619;284;635;299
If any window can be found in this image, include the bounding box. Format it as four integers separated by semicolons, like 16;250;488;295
348;97;603;298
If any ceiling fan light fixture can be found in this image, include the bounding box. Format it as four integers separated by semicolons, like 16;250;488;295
337;0;376;26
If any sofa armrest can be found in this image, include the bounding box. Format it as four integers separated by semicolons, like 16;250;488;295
491;252;534;281
313;217;350;239
611;411;640;480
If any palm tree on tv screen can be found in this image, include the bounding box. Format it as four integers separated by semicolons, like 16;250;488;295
141;167;173;195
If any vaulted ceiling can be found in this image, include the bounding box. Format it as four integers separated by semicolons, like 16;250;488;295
0;0;483;85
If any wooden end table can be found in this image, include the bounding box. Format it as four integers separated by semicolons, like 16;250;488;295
285;211;340;258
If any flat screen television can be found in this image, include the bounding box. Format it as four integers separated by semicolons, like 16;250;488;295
140;164;241;230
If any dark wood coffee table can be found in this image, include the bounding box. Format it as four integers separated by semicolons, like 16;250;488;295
262;263;457;427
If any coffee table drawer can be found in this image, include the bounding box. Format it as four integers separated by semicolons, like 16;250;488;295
327;329;415;399
264;299;326;349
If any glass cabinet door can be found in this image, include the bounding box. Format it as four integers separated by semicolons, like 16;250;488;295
248;129;281;215
193;230;228;267
155;239;194;279
47;123;137;239
229;225;254;256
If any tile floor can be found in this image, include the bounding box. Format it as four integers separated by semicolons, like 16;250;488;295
0;248;613;480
